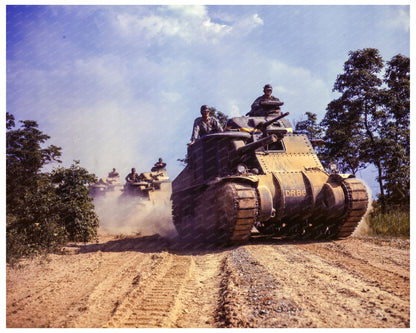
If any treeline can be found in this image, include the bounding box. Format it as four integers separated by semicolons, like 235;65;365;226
295;48;410;236
6;113;99;262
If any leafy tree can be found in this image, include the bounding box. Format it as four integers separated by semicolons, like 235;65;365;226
379;54;410;207
6;112;62;215
321;48;386;205
320;97;367;175
6;113;99;260
295;112;327;163
209;107;228;128
321;49;410;212
6;112;15;129
295;112;324;140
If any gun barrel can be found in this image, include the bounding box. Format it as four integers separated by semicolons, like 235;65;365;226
259;112;290;130
237;134;278;156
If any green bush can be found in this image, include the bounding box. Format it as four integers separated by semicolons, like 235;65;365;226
6;162;99;262
50;162;99;242
6;181;69;261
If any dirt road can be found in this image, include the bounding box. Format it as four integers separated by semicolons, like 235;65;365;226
6;233;410;328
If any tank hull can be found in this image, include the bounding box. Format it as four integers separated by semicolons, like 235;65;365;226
172;172;368;244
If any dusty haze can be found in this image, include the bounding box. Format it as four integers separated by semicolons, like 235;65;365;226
93;190;177;238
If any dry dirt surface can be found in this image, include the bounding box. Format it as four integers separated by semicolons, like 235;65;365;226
6;233;410;328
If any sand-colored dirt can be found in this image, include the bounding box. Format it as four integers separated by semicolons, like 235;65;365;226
6;233;409;328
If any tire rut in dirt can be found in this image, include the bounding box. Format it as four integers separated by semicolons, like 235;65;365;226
216;247;304;328
68;253;162;327
298;239;410;302
173;252;227;327
104;254;194;328
246;242;409;327
7;252;157;328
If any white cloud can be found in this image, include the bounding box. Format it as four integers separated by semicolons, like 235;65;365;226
110;6;263;45
161;90;182;103
225;99;244;118
232;13;264;35
165;5;207;19
386;6;410;32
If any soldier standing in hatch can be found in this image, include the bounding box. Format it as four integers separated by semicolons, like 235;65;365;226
125;168;141;183
151;158;167;171
189;105;223;145
248;84;284;116
108;168;119;178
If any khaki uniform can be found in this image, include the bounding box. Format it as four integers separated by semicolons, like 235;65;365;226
125;172;140;183
190;117;223;142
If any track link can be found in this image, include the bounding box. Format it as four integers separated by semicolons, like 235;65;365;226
337;178;369;238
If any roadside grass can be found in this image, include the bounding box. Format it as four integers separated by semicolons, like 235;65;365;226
367;206;410;238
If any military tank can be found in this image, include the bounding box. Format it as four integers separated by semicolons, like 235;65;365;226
122;169;171;205
90;176;123;198
171;108;369;245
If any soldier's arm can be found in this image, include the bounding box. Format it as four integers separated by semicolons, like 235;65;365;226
190;119;201;142
250;96;263;111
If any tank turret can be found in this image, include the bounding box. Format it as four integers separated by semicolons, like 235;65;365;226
172;112;369;245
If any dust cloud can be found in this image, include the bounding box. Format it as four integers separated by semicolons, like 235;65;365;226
352;183;373;237
92;189;177;239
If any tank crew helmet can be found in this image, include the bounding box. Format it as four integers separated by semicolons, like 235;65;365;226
263;84;273;92
200;105;210;114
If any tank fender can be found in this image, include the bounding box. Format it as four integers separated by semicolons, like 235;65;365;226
320;173;356;217
257;185;275;221
321;182;346;215
205;175;259;186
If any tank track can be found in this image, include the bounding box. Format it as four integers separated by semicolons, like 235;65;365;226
172;182;258;245
221;182;259;244
336;178;369;238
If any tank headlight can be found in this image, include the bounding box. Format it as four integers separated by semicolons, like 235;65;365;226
237;164;247;174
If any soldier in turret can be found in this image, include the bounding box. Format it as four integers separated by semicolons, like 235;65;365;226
125;168;141;183
151;158;166;171
108;168;119;178
248;84;284;116
189;105;223;145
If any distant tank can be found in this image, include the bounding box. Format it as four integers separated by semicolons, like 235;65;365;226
171;109;369;245
90;175;123;198
122;169;171;205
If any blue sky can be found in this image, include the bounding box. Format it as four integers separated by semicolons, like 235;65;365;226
5;3;411;196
